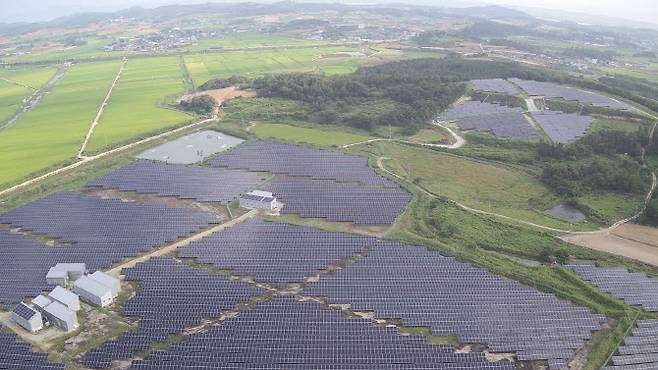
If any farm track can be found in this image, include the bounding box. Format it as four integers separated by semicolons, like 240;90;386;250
78;58;128;159
342;120;465;150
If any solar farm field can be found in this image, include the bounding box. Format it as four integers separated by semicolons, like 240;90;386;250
85;57;192;154
251;122;374;146
369;142;596;230
0;61;121;189
183;46;402;85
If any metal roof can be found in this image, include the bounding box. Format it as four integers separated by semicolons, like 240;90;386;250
48;286;78;306
43;301;76;322
46;267;67;279
13;303;38;320
241;193;275;202
74;276;112;298
54;263;86;272
89;271;119;290
32;295;52;310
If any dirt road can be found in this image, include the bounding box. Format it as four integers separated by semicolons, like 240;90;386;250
78;58;128;159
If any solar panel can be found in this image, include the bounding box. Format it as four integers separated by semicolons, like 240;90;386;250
305;244;605;369
456;112;538;140
84;257;263;368
13;303;37;320
509;79;635;111
472;79;520;95
531;111;592;144
208;140;391;185
87;160;264;203
445;101;522;120
179;219;395;285
0;192;218;306
606;320;658;369
130;297;516;370
0;330;64;370
567;263;658;312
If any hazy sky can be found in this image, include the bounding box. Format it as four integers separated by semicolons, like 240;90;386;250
0;0;657;26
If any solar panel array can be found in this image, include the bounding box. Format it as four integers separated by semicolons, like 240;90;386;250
606;320;658;369
509;78;634;110
87;160;264;203
0;331;64;370
567;263;658;312
472;78;520;95
0;192;217;305
531;111;592;144
208;140;391;185
456;112;538;140
85;257;262;368
305;244;605;369
179;219;391;284
265;177;411;225
445;101;522;120
130;297;516;370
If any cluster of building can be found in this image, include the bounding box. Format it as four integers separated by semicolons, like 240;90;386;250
12;263;120;333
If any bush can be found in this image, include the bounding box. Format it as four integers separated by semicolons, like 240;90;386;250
178;95;216;116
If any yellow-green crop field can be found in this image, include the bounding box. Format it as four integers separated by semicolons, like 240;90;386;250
0;61;120;189
184;46;402;85
0;66;59;123
85;57;191;154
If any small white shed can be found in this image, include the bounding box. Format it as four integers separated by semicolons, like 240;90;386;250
55;263;86;280
48;286;81;311
43;301;78;332
73;276;114;307
46;267;68;286
12;303;43;333
89;271;120;298
239;190;277;210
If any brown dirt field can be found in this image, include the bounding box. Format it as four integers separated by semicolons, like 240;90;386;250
611;223;658;247
563;226;658;267
181;87;256;106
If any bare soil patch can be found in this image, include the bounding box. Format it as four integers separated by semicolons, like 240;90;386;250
563;226;658;267
180;86;256;106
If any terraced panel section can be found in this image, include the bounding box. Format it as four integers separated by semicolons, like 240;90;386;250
265;177;411;225
85;257;262;368
456;112;538;140
471;78;520;95
179;219;385;284
0;61;121;188
209;139;390;185
130;297;515;370
0;331;64;370
87;160;265;203
606;320;658;369
532;111;593;144
567;263;658;312
445;101;522;120
86;57;191;154
305;244;605;369
510;78;634;110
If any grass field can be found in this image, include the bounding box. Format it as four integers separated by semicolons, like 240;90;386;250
0;66;59;88
85;57;192;154
577;191;645;223
184;46;402;85
251;121;373;146
591;117;644;133
0;61;120;189
369;141;599;230
0;81;32;123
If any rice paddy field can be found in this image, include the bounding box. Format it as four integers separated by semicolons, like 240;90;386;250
0;67;59;123
85;56;192;154
184;46;402;85
0;61;120;189
190;33;330;50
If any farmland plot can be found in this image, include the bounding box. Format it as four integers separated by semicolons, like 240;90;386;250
0;61;120;189
85;57;191;154
0;66;59;124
